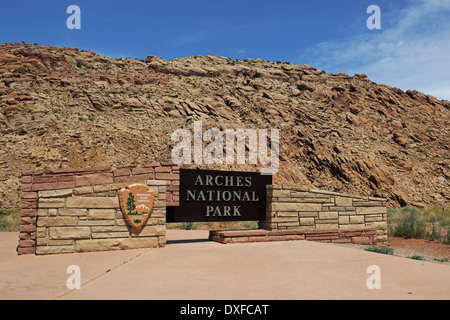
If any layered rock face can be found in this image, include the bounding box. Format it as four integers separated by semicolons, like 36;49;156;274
0;42;449;209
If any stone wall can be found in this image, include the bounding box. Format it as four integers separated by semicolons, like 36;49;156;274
259;185;388;243
210;228;379;245
32;180;166;255
19;162;178;255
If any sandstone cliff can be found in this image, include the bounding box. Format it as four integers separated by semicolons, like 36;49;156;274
0;42;449;208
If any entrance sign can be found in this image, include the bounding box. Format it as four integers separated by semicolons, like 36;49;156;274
119;183;156;231
167;169;272;223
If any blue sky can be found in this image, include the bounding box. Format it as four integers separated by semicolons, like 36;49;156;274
1;0;449;99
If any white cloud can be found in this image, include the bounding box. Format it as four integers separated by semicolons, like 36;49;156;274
298;0;450;100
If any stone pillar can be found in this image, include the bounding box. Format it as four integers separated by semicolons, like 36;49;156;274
32;179;166;255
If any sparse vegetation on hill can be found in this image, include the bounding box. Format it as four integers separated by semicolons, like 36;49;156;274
0;42;449;210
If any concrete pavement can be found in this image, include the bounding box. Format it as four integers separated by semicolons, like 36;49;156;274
0;230;449;300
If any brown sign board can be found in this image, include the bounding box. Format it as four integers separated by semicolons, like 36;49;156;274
167;169;272;223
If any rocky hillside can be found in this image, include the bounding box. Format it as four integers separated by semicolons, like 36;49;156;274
0;42;449;209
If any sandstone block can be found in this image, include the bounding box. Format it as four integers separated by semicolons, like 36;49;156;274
73;186;94;195
91;226;129;233
271;203;321;212
365;214;383;222
36;245;74;255
39;189;73;198
88;209;116;220
66;197;119;208
300;218;315;226
78;219;115;226
38;199;65;209
36;227;46;238
93;185;111;193
272;189;291;198
350;216;365;224
38;217;78;227
316;223;338;229
356;207;387;215
49;227;91;240
92;232;130;239
58;208;88;216
319;211;338;220
146;180;168;186
75;237;159;252
335;197;353;206
338;216;350;225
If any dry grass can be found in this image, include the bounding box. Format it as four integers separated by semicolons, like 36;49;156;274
0;208;21;231
387;206;450;244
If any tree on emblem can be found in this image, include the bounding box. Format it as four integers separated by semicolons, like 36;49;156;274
126;192;138;215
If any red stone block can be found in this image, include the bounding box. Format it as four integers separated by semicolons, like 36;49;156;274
32;181;76;191
332;238;352;243
114;175;146;183
22;183;32;192
166;185;179;192
248;236;269;242
19;240;35;248
154;166;172;173
352;236;370;245
112;168;131;177
33;176;58;184
75;173;114;187
21;200;37;209
17;247;35;255
140;162;161;168
21;192;38;199
20;225;36;233
19;232;31;240
21;175;32;184
131;167;155;175
20;217;32;225
160;162;176;166
155;173;179;180
21;209;36;217
57;174;75;182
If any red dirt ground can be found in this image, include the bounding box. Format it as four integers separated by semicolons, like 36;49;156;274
386;237;450;262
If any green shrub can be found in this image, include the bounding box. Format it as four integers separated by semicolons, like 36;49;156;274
180;222;198;230
427;217;442;241
408;255;425;261
389;206;427;239
0;209;21;231
444;229;450;245
364;246;394;255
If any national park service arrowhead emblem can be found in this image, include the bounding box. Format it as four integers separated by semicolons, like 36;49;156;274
119;184;155;231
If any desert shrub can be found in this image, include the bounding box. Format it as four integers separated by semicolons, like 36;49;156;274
408;255;425;261
427;217;443;241
180;222;198;230
364;246;394;255
444;229;450;245
389;206;427;239
0;209;21;231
